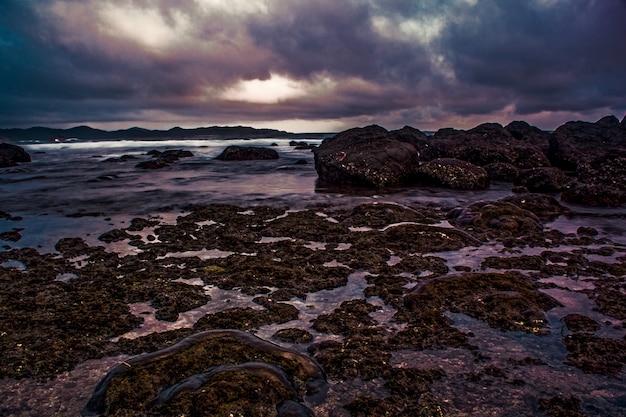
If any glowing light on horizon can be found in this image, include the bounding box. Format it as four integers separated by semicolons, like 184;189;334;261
220;73;341;104
220;74;307;104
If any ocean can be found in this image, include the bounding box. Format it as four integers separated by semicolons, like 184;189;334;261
1;137;528;251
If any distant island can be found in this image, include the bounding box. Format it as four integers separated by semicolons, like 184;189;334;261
0;125;330;142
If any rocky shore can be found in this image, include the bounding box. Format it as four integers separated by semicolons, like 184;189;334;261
1;116;625;416
314;115;626;206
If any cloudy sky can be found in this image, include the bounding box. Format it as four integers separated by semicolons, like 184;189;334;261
1;0;625;132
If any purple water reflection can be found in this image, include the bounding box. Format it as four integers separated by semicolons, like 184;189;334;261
1;138;626;416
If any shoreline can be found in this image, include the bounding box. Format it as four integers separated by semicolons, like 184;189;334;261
2;119;626;415
1;194;625;416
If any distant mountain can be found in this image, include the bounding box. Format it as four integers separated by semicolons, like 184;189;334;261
0;125;328;142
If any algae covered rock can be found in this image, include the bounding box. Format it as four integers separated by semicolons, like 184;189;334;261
515;167;571;193
429;122;550;169
84;330;326;416
338;202;433;228
549;115;626;171
193;302;299;331
484;162;520;182
563;333;626;377
562;314;601;332
501;193;569;221
539;395;588;417
414;158;490;190
405;272;561;333
561;183;626;207
448;200;544;241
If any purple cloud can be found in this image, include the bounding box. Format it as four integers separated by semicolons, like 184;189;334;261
0;0;624;131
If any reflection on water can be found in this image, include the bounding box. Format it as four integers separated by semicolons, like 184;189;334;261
418;312;626;417
1;138;521;254
2;138;626;416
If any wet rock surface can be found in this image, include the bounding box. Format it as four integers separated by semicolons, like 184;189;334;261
313;116;626;206
405;272;561;333
539;395;588;417
563;314;601;332
313;125;421;187
135;148;195;169
548;116;626;171
414;158;490;190
447;200;544;242
215;145;280;161
563;333;626;377
427;122;551;169
1;191;626;415
0;143;31;167
515;167;571;193
84;330;326;416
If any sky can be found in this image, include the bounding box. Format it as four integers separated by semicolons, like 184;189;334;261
1;0;625;132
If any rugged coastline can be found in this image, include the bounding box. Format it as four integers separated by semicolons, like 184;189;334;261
1;117;625;416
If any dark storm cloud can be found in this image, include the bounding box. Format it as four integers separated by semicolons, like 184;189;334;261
441;0;626;116
247;1;433;84
0;0;624;131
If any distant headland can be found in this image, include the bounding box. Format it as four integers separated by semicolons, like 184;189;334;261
0;125;329;142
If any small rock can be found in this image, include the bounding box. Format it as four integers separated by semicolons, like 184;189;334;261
576;226;598;236
216;145;279;161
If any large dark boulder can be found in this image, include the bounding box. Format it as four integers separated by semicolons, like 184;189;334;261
0;157;17;168
484;163;520;182
548;115;626;171
216;146;279;161
504;120;551;155
428;123;550;169
0;143;31;167
414;158;490;190
575;148;626;193
561;184;626;207
547;115;626;205
515;167;571;193
389;125;430;151
313;125;420;187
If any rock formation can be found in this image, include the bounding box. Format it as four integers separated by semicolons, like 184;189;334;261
0;143;31;167
215;145;279;161
312;115;626;206
313;125;421;187
414;158;490;190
